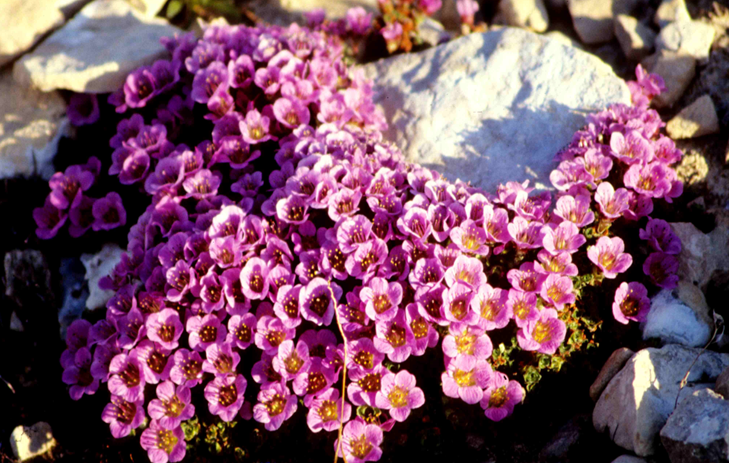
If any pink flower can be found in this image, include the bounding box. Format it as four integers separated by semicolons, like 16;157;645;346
553;194;595;228
139;420;186;463
539;274;576;310
253;382;298;431
346;338;385;374
307;387;352;432
145;309;183;350
534;250;578;277
612;282;651;324
336;419;383;463
272;339;311;380
595;182;631;219
517;308;566;355
202;342;240;377
507;262;546;293
457;0;479;26
147;381;194;430
374;311;414;363
102;394;145;438
360;277;403;322
450;219;489;256
472;284;511;331
587;236;633;279
610;130;654;165
442;323;492;360
542;221;586;255
375;370;425;422
204;374;247;421
506;289;538;328
441;355;492;404
508;217;545;249
624;162;673;198
480;372;524;422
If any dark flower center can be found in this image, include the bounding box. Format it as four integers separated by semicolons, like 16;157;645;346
218;384;238;407
147;351;169;374
309;293;330;317
199;325;217;343
358;373;381;393
307;371;327;395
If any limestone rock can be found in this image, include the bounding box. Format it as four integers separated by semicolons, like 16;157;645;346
646;50;696;108
642;287;712;347
127;0;167;17
10;422;56;461
361;28;630;193
654;0;691;28
81;243;124;310
716;366;729;398
590;347;635;401
666;95;720;139
544;31;582;48
0;0;64;68
670;221;729;291
567;0;626;44
13;0;180;93
56;0;94;17
499;0;549;33
656;20;716;66
614;15;656;61
593;344;729;456
612;457;647;463
419;18;452;48
0;71;68;180
660;388;729;463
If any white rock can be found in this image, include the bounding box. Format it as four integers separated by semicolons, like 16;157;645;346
567;0;627;44
654;0;691;28
0;71;68;180
543;31;582;48
666;95;720;139
13;0;180;93
646;50;696;108
499;0;550;33
10;422;56;461
127;0;167;17
81;243;124;310
0;0;65;68
361;28;630;193
642;288;712;347
660;388;729;463
611;457;647;463
656;20;716;65
614;14;656;61
593;344;729;456
670;221;729;291
56;0;93;17
419;18;452;47
590;347;635;401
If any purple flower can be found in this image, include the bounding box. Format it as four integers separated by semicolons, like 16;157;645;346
67;93;100;126
307;387;352;432
228;55;255;88
347;364;388;407
186;313;226;351
169;349;203;387
345;238;387;280
595;182;631;219
507;289;538;328
443;283;478;325
147;381;195;430
301;278;342;326
441;355;492;404
204;374;247;422
102;395;145;438
123;66;158;109
336;419;383;463
639;218;681;255
108;353;146;402
346;7;372;35
508;217;545;249
643;252;679;289
135;340;173;384
239;257;270;300
587;236;633;279
140;420;186;463
539;274;576;310
472;284;511;331
397;207;432;242
146;308;183;350
444;255;486;288
554;195;594;228
480;372;524;422
191;61;229;104
272;339;310;380
406;303;439;356
346;338;385;375
293;357;337;405
507;262;546;293
182;169;222;200
360;277;402;322
450;219;489;256
92;192;126;231
240;108;276;144
253;382;298;431
442;323;492;360
33;197;68;239
203;342;241;377
517;308;566;355
328;188;362;222
254;315;295;354
582;148;613;181
374;370;425;422
336;215;373;253
613;281;651;324
542;221;586;255
610;130;654;165
62;347;99;400
457;0;479;25
273;97;311;129
624;162;673;198
374;311;414;363
49;165;95;210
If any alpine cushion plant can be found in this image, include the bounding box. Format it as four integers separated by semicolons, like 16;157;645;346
50;16;686;462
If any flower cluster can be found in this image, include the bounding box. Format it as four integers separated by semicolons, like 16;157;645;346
55;16;684;462
33;157;127;239
377;0;443;53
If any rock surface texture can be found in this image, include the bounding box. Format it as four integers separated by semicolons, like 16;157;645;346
654;0;691;28
567;0;627;44
499;0;549;32
660;389;729;463
716;366;729;398
362;28;630;193
670;221;729;291
656;20;716;65
590;347;635;401
81;243;125;310
593;344;729;456
0;0;65;67
666;95;720;139
647;50;696;108
13;0;180;93
642;287;713;347
614;14;656;61
10;422;56;461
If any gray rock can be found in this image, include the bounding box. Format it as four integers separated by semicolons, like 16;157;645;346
0;71;68;180
590;347;635;401
10;422;56;461
593;344;729;456
654;0;691;28
0;0;65;67
4;250;53;310
10;311;24;332
646;50;696;108
543;31;582;48
81;243;124;310
666;95;720;139
58;257;90;339
614;15;656;61
656;20;716;66
567;0;632;44
419;18;452;48
670;221;729;292
642;286;713;347
716;366;729;398
539;415;590;461
361;28;630;193
611;457;647;463
660;388;729;463
499;0;549;33
13;0;180;93
127;0;168;17
56;0;95;18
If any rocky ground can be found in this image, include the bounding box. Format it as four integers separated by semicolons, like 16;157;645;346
2;0;729;462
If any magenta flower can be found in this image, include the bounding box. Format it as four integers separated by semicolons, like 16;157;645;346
301;278;342;326
346;338;385;374
135;340;173;384
204;374;247;421
406;303;439;356
186;313;226;351
336;419;383;463
62;347;99;400
346;7;372;35
517;308;567;355
293;357;337;405
553;194;594;228
581;148;613;181
542;221;586;255
360;277;402;322
443;283;478;325
480;372;524;422
441;355;492;404
49;165;95;210
612;281;651;324
484;205;510;243
534;250;578;277
610;130;654;165
507;262;546;293
139;420;186;463
624;162;673;198
409;258;445;289
397;207;432;242
203;342;241;377
587;236;633;279
328;188;363;222
508;217;545;249
595;182;631;219
643;252;679;289
169;349;203;387
418;0;442;15
273;339;310;380
239;108;275;144
506;289;538;328
540;274;576;310
33;197;68;239
347;364;388;407
457;0;479;25
108;353;146;402
374;370;425;422
240;257;270;300
182;169;221;200
254;315;295;354
146;308;183;350
472;284;511;331
148;381;195;430
374;311;414;362
273;97;310;129
253;382;298;431
191;61;229;104
307;387;352;432
450;220;489;256
442;323;492;360
102;394;145;438
444;255;486;288
639;218;681;255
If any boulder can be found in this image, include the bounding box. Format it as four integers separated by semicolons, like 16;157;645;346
654;0;691;28
656;20;716;66
10;422;56;461
361;28;630;193
0;71;68;180
567;0;633;45
593;344;729;456
0;0;64;67
614;15;656;61
499;0;549;33
81;243;124;310
13;0;180;93
642;286;713;348
716;366;729;398
660;388;729;463
590;347;635;401
646;50;696;108
666;95;720;139
670;221;729;292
